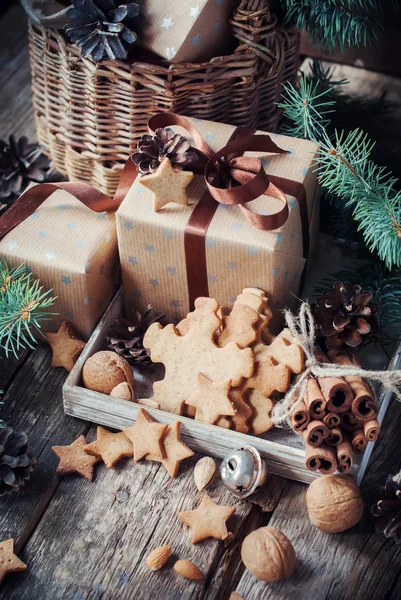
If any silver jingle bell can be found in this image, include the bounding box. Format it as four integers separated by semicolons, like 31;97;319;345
220;446;267;499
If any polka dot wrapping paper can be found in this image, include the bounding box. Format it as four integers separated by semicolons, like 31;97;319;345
117;116;321;332
0;191;119;340
139;0;239;63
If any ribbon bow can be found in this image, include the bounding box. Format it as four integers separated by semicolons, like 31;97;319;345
271;301;401;426
148;113;291;233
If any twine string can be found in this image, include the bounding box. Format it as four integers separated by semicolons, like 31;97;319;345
271;301;401;426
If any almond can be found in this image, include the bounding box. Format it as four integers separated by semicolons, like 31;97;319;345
174;559;203;580
145;545;171;570
194;456;216;491
230;593;244;600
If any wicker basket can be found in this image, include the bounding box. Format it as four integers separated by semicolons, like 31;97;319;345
28;1;300;196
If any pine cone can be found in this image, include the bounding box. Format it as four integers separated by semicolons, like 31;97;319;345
0;136;50;206
371;472;401;543
313;281;378;349
0;427;37;496
65;0;140;62
132;128;197;176
106;306;166;367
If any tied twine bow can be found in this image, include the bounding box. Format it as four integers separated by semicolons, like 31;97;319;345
271;301;401;426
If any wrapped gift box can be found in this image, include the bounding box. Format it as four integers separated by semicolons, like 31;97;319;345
140;0;238;63
0;188;119;340
116;116;320;330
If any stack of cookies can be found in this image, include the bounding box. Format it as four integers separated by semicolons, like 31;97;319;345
143;288;305;436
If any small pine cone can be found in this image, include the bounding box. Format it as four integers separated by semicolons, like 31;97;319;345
65;0;140;62
132;128;197;176
106;306;166;367
0;427;37;496
0;135;50;203
371;472;401;544
313;281;378;349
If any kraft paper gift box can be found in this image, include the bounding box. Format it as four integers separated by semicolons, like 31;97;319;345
116;116;320;329
139;0;238;63
0;188;119;340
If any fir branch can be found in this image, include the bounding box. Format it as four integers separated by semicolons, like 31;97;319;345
279;76;401;270
281;0;382;50
0;259;56;358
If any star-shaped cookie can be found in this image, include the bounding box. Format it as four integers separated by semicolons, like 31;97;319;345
185;373;235;424
51;435;100;481
146;421;194;477
139;157;194;212
0;539;27;584
124;408;168;462
46;320;86;371
178;494;236;544
84;426;133;468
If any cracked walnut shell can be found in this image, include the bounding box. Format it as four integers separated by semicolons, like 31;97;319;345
306;474;364;533
82;351;134;395
241;526;296;582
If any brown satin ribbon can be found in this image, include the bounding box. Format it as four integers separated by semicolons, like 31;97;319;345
148;113;309;310
0;158;138;240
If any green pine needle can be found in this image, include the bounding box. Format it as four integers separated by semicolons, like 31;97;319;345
279;75;401;270
0;259;56;358
281;0;382;51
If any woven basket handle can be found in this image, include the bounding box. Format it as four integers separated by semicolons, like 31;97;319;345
20;0;71;29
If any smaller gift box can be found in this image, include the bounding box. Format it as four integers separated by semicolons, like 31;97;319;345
116;115;320;331
0;186;119;340
140;0;238;63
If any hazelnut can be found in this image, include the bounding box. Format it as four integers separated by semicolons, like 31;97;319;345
110;382;134;402
241;526;296;582
306;474;364;533
82;351;134;395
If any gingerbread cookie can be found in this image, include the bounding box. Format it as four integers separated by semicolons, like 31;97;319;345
247;390;274;435
46;321;86;372
176;297;222;337
218;303;259;349
178;494;236;544
186;373;235;424
245;354;291;397
84;426;133;468
52;435;101;481
140;157;194;212
144;297;254;415
229;387;253;434
0;539;27;584
124;409;167;462
146;421;194;477
253;335;305;374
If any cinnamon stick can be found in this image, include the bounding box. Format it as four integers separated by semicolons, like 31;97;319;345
304;420;329;447
328;350;378;421
291;400;310;432
318;376;353;413
341;411;363;432
351;429;368;454
323;412;341;428
364;419;380;442
337;439;354;474
304;377;327;419
304;441;337;475
326;427;343;447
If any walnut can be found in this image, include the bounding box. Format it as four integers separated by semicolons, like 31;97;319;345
241;526;296;582
82;351;134;395
306;474;364;533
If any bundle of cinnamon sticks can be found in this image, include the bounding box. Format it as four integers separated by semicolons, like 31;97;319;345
291;349;380;475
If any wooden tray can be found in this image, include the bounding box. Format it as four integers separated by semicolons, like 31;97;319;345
63;286;400;485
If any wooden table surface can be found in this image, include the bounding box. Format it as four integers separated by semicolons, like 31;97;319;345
1;6;401;600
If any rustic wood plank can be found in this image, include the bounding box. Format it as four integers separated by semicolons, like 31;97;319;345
0;448;256;600
0;5;36;140
0;343;90;556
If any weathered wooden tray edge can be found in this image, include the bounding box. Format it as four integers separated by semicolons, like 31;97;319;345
63;289;397;486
